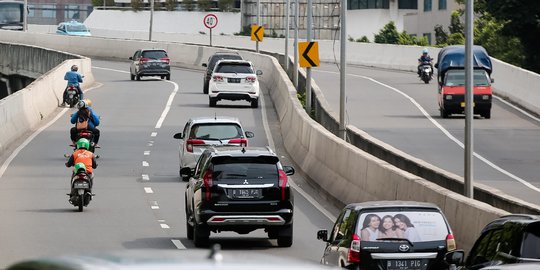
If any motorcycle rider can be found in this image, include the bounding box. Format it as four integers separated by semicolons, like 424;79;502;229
417;48;433;77
65;138;98;194
61;65;84;107
70;100;101;147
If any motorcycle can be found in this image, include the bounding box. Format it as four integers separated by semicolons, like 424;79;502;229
68;172;93;212
65;85;80;108
64;130;100;159
420;61;433;84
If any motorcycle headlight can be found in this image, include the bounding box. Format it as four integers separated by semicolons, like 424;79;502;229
445;95;453;100
482;95;490;100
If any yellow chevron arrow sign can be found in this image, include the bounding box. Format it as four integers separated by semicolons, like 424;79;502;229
251;25;264;42
299;41;320;68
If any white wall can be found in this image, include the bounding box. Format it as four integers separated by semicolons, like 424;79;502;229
403;0;461;44
346;9;416;41
84;10;242;35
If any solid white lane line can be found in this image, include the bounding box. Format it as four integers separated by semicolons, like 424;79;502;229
171;239;187;250
155;81;179;129
142;161;149;167
144;151;150;156
151;132;157;137
144;187;153;194
142;174;150;181
260;88;337;222
493;95;540;123
151;206;160;210
93;66;129;74
315;69;540;193
0;83;103;179
160;223;170;229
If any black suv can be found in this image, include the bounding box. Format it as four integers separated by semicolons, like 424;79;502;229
202;52;243;94
460;215;540;270
182;147;295;248
129;49;171;81
317;201;457;270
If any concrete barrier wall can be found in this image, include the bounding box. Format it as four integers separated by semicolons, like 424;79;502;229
0;31;510;251
0;41;94;155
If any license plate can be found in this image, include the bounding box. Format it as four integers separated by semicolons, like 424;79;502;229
228;78;241;83
73;182;89;189
386;259;423;270
460;102;475;108
230;188;261;199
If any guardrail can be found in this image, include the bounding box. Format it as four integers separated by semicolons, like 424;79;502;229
0;41;94;155
0;31;520;252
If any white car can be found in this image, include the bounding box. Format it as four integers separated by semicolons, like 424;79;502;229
173;116;254;181
208;60;263;108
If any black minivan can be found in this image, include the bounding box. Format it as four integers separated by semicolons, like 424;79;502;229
317;201;457;270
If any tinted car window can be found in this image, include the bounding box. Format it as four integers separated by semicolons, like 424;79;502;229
190;124;243;140
209;55;242;71
215;63;254;74
521;228;540;259
355;210;449;242
67;24;88;32
142;50;168;59
211;156;279;181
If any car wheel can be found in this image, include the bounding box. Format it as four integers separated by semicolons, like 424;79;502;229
160;75;165;79
203;82;209;94
277;224;293;247
482;110;491;119
185;200;194;240
136;75;141;81
267;229;278;239
166;75;171;80
209;98;217;107
130;73;135;81
251;98;259;109
193;223;210;247
440;108;449;118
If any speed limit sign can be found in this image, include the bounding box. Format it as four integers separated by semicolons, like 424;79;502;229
203;14;218;29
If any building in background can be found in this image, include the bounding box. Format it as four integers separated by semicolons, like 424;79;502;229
403;0;459;44
27;0;93;25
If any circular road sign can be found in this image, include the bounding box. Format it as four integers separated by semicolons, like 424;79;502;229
203;14;218;29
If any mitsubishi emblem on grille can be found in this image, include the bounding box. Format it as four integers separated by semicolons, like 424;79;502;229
399;244;410;252
243;179;249;185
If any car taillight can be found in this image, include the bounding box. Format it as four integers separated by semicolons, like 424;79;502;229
160;57;170;64
278;170;288;200
446;234;456;251
139;57;149;64
228;138;248;147
186;139;205;153
213;75;224;82
203;170;213;201
348;234;361;263
245;76;256;83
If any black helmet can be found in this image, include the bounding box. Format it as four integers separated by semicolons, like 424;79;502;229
71;65;78;71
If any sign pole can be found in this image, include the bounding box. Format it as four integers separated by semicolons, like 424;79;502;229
203;14;218;47
293;0;299;90
464;0;474;198
285;0;290;71
339;0;347;140
210;28;213;47
23;0;27;31
149;0;154;41
306;0;313;114
256;0;260;53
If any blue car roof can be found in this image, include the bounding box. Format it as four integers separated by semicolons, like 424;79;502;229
436;45;492;75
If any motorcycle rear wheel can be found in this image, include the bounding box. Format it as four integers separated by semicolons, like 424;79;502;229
78;194;84;212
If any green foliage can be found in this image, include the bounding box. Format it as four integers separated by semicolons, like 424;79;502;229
356;36;370;43
374;21;399;44
197;0;213;11
165;0;177;11
234;25;251;36
448;10;464;34
91;0;115;6
434;24;448;45
182;0;195;11
348;36;354;42
131;0;143;11
218;0;234;11
398;31;428;46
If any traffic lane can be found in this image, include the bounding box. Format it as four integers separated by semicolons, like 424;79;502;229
0;65;182;267
312;63;540;204
95;60;333;260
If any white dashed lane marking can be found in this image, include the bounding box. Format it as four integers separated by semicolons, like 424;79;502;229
144;187;154;194
144;151;150;156
142;174;149;181
171;239;186;249
142;161;149;167
151;132;157;137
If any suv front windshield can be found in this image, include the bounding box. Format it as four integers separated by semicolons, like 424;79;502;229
190;124;243;140
356;210;449;243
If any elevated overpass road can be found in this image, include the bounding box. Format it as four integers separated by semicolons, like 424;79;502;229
312;63;540;206
0;59;334;268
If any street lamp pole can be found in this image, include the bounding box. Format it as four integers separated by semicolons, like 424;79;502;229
464;0;474;198
149;0;154;41
256;0;260;53
293;0;299;90
285;0;290;71
23;0;28;31
305;0;313;113
339;0;347;139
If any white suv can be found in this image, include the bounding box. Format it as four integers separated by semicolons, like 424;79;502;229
173;116;254;181
208;60;263;108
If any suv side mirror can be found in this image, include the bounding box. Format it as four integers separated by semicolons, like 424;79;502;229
245;131;254;138
283;166;295;176
180;167;193;178
445;250;464;266
129;56;133;60
202;63;207;67
173;133;183;139
256;70;263;76
317;230;329;242
434;63;438;69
